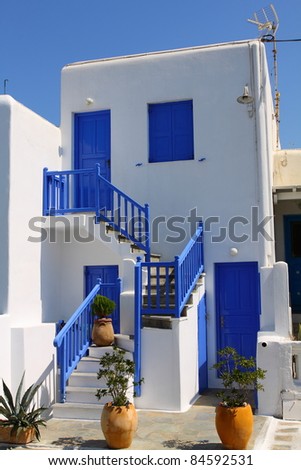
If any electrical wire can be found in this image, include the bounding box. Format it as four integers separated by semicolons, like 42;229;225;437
261;34;301;43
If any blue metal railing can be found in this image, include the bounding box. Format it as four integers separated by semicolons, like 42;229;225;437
53;279;121;402
43;165;150;260
134;222;204;394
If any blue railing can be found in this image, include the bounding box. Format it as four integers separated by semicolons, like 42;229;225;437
53;279;121;402
134;222;204;394
43;165;150;260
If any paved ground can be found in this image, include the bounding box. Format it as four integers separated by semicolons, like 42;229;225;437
1;391;301;451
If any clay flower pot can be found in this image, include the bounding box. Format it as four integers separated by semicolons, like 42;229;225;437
0;425;36;444
92;318;114;346
215;403;253;450
101;402;138;449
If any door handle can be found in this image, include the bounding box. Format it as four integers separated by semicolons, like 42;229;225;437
220;316;224;328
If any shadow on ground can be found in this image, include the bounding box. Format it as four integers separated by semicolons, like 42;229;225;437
162;439;224;450
50;436;108;450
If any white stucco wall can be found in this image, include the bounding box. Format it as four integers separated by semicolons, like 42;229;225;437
0;96;60;398
0;96;61;323
135;285;204;411
59;40;276;392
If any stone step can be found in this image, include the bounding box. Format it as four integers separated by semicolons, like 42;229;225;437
68;371;105;388
114;334;134;353
52;402;103;420
65;386;106;405
75;356;100;373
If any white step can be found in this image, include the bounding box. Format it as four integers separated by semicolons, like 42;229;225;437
75;356;100;373
52;402;103;420
65;385;111;405
114;334;135;353
53;345;135;420
68;371;106;388
88;345;115;359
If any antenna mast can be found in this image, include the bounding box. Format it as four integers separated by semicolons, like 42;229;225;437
248;4;280;147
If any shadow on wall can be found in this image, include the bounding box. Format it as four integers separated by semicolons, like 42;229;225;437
0;170;9;315
35;355;57;418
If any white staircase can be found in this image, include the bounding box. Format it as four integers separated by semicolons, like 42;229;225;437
52;343;134;420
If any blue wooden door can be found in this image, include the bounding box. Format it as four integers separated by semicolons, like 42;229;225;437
85;265;120;333
198;295;208;392
74;111;111;209
285;215;301;313
215;262;260;359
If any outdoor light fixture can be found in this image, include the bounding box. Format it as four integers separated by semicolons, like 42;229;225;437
86;98;94;105
237;85;254;104
230;247;239;256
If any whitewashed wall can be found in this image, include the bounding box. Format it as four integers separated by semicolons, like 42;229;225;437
60;40;276;389
0;96;60;398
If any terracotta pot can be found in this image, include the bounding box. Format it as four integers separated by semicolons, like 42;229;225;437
215;403;253;450
101;402;138;449
92;318;114;346
0;424;36;444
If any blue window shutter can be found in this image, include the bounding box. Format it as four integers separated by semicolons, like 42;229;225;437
149;100;194;163
172;101;194;161
149;103;172;162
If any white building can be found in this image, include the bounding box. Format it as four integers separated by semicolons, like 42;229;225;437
0;38;301;419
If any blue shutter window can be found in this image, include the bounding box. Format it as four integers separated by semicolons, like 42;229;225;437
149;100;194;163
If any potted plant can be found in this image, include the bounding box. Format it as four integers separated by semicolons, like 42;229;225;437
95;345;144;449
91;295;116;346
0;372;47;444
212;346;266;450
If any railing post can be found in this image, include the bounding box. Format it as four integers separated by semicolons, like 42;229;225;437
144;203;150;261
42;168;48;216
95;164;101;222
174;256;181;318
134;257;142;396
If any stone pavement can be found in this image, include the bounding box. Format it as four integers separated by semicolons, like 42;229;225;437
1;390;301;451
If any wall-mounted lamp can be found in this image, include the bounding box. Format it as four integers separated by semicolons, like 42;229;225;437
230;247;239;256
237;85;254;105
86;98;94;105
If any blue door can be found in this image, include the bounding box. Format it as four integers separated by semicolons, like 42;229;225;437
74;111;111;209
198;295;208;392
284;215;301;313
85;265;120;333
215;262;260;359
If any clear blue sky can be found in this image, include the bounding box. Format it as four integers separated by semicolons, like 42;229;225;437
1;0;301;148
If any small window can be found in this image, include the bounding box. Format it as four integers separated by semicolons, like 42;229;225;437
149;100;194;163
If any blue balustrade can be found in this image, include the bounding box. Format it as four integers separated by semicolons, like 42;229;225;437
43;165;150;260
134;222;204;395
53;279;121;402
136;222;203;318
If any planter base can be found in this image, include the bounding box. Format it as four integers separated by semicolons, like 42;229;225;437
0;425;36;444
92;318;114;346
215;404;253;450
101;402;138;449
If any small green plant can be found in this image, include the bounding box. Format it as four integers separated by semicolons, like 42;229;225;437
92;295;116;318
96;346;144;407
0;372;47;440
212;346;266;408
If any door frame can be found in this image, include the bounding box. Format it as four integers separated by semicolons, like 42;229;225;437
215;261;261;359
284;214;301;313
74;110;111;209
85;265;120;333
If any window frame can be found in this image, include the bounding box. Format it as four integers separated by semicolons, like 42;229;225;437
148;99;194;163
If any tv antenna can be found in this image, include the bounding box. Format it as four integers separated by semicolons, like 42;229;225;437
247;3;279;37
248;4;280;146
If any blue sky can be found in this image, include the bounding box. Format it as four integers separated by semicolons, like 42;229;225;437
1;0;301;148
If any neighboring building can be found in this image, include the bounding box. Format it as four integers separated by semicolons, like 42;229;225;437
0;38;301;419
